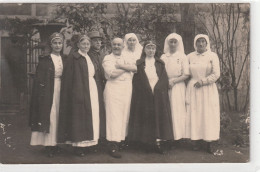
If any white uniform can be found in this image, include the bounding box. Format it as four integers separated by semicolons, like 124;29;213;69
161;51;190;140
30;54;63;146
186;50;220;141
103;53;134;142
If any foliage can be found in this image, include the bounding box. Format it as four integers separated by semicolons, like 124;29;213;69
112;4;179;39
52;3;181;54
195;4;250;111
0;17;41;46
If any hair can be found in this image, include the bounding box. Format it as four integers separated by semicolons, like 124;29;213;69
140;40;160;59
48;32;64;55
71;34;91;51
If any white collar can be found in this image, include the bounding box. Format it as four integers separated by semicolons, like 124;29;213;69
78;49;88;57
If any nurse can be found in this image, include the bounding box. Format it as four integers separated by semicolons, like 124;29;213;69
58;34;102;157
161;33;190;141
186;34;220;154
103;38;137;158
29;32;64;157
122;33;143;63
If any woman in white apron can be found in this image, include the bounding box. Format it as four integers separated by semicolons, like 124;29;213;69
29;32;64;157
161;33;190;142
186;34;220;154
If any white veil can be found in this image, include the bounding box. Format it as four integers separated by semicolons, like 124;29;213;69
193;34;211;52
122;33;143;59
163;33;184;54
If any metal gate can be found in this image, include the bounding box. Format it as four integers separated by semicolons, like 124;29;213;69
26;39;42;102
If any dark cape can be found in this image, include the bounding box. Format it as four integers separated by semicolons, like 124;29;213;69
57;51;105;143
128;58;174;144
88;48;106;139
29;54;65;133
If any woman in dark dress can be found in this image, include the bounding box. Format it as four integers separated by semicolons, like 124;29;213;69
58;34;105;157
29;32;64;157
128;40;174;154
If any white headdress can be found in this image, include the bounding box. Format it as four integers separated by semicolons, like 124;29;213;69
123;33;143;54
193;34;211;52
163;33;184;54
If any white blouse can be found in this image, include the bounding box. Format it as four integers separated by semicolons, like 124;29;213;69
50;53;63;78
145;57;158;93
161;51;189;79
78;49;95;78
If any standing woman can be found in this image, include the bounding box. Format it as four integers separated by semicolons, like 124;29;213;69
128;40;173;154
29;32;64;157
161;33;190;141
58;34;102;157
186;34;220;153
122;33;143;63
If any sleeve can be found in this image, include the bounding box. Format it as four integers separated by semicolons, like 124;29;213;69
160;54;167;63
29;60;44;129
201;53;220;85
182;55;190;76
102;55;116;79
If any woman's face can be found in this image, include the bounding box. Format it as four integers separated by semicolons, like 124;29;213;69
127;37;137;50
168;38;178;53
196;38;207;53
145;44;156;57
51;38;63;54
78;38;91;53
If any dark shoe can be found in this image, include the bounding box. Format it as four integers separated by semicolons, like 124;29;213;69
109;149;122;158
207;142;218;154
74;147;85;157
119;141;129;150
107;142;122;158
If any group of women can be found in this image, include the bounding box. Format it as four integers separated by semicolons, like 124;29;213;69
29;31;220;158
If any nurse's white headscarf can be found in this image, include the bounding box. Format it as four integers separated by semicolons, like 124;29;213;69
123;33;143;53
194;34;211;52
164;33;184;54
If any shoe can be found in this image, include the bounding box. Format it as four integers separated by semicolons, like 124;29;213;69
109;149;122;158
207;142;217;154
119;141;129;150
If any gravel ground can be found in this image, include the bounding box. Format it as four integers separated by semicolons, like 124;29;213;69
0;113;249;164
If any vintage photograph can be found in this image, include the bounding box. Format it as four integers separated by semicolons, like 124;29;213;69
0;3;250;164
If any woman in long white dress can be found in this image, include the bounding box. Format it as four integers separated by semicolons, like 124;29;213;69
29;32;64;157
186;34;220;153
161;33;190;141
58;34;100;157
122;33;143;63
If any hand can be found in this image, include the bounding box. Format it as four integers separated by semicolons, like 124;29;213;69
194;81;203;88
115;63;121;69
169;80;175;88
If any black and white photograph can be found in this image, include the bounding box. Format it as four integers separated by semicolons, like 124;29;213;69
0;1;256;170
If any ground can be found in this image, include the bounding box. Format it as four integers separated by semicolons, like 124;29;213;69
0;112;249;164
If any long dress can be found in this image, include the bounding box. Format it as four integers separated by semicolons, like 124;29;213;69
103;53;133;142
30;54;63;146
161;52;190;140
70;50;100;147
186;51;220;141
128;58;173;144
